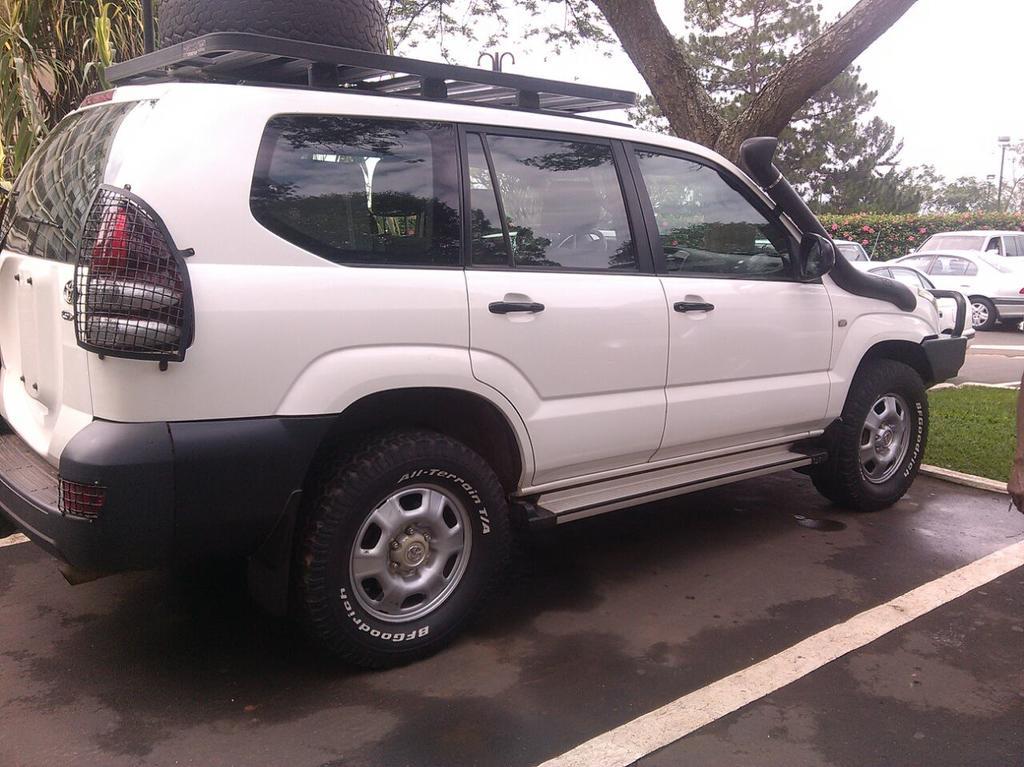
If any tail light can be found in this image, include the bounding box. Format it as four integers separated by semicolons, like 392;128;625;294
79;89;115;109
59;478;106;521
75;185;194;363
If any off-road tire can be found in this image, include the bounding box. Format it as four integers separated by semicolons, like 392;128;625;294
811;359;927;512
295;430;510;668
970;296;998;331
157;0;387;52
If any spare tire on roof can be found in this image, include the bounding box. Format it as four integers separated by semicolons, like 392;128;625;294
157;0;387;52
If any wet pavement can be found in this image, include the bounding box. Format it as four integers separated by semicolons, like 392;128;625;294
1;473;1021;767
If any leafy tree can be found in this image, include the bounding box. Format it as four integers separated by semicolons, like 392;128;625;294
0;0;144;190
387;0;918;163
630;0;919;213
927;176;998;214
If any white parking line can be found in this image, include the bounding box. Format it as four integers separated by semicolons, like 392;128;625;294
0;533;28;548
969;344;1024;352
538;539;1024;767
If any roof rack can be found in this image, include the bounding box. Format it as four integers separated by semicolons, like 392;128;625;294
106;33;637;115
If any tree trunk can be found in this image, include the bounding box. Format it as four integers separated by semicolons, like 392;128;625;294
594;0;919;165
590;0;722;147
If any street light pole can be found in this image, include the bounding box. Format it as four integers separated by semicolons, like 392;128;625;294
997;136;1011;212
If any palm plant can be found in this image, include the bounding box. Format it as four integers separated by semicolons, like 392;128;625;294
1;0;144;193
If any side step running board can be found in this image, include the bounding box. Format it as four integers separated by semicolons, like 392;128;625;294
522;444;826;526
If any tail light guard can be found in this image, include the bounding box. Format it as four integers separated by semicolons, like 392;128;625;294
73;184;195;367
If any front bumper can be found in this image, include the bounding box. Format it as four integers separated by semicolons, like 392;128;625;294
921;335;968;384
0;415;333;573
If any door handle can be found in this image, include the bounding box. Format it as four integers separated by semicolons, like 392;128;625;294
674;301;715;313
489;301;545;314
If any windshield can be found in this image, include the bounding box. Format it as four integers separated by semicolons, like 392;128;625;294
836;243;868;261
919;234;985;252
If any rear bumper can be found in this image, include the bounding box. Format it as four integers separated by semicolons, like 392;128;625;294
0;415;333;573
921;335;968;384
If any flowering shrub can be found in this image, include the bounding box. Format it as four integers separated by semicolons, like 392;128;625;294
818;212;1024;261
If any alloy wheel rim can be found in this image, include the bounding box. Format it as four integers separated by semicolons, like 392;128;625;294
972;302;988;327
859;393;912;484
349;485;472;623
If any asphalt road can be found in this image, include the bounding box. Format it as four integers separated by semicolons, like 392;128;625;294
1;472;1022;767
953;329;1024;385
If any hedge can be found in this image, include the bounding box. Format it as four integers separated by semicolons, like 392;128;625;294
817;212;1024;261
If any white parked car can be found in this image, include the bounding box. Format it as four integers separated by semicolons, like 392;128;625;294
916;230;1024;258
834;239;871;262
0;34;967;667
896;250;1024;330
862;263;973;338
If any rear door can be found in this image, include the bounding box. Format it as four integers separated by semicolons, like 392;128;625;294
0;102;134;459
925;255;977;291
626;144;833;460
462;129;668;486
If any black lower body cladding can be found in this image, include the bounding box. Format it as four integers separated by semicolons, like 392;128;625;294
0;415;335;573
921;335;968;384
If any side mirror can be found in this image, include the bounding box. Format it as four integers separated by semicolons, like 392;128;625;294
798;233;836;282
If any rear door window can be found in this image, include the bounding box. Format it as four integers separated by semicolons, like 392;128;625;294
932;255;977;276
887;267;926;287
899;255;936;273
250;116;461;267
470;132;638;271
1;102;135;262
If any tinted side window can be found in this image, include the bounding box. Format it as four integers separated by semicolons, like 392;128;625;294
932;255;975;276
482;134;637;271
900;255;935;273
888;267;925;288
251;116;460;267
2;103;134;262
466;133;508;267
634;150;792;279
1008;236;1024;257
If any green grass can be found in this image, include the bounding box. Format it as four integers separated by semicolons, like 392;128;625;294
925;386;1016;482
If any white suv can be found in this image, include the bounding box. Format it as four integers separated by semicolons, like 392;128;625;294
0;34;967;667
917;230;1024;258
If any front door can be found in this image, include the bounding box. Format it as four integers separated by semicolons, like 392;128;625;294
627;145;834;461
463;130;668;486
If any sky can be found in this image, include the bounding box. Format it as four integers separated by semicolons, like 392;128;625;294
407;0;1022;184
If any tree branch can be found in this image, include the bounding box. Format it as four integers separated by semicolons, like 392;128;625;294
590;0;723;146
723;0;918;154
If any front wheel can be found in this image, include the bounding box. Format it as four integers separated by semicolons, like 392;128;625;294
811;359;927;512
971;297;998;330
295;430;510;668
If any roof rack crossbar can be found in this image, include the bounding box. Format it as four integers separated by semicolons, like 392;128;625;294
107;32;636;115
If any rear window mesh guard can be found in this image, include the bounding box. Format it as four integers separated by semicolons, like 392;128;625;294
74;185;195;363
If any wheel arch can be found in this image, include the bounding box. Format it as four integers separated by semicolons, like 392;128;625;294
309;387;528;495
857;340;934;387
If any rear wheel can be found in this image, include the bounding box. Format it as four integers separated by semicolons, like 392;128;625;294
811;359;927;512
970;297;998;331
295;430;510;668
